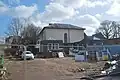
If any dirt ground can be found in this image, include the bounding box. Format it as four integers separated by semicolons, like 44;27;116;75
5;57;106;80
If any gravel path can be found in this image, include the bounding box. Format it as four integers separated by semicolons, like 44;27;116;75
5;58;107;80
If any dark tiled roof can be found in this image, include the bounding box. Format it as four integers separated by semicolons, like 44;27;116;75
40;23;85;35
92;32;105;39
87;33;105;41
45;23;85;30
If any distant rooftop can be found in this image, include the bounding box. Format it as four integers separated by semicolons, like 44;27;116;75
92;33;105;40
87;32;105;40
39;23;85;35
0;36;5;44
44;23;85;30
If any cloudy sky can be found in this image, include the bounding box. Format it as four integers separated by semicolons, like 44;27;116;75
0;0;120;36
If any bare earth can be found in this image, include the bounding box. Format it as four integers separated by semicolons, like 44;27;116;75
5;57;106;80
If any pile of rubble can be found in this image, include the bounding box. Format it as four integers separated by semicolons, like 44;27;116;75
67;67;85;73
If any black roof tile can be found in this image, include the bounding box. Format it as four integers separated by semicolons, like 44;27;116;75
45;23;85;30
40;23;85;35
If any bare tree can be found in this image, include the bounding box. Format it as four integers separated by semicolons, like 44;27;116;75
5;18;24;36
111;21;120;38
96;20;120;39
21;24;41;45
6;18;42;45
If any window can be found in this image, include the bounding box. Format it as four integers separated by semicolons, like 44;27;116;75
48;43;52;50
53;44;55;49
64;33;67;43
26;52;31;54
48;43;59;50
54;43;59;49
77;44;79;50
37;41;39;44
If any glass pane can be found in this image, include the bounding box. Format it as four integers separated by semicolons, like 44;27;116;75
64;33;67;43
54;44;59;49
26;52;31;54
48;44;52;50
53;44;54;49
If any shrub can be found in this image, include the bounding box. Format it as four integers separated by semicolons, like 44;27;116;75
4;48;17;56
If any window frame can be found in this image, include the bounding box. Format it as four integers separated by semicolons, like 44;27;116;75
48;43;53;50
48;43;59;50
54;43;59;50
64;33;67;43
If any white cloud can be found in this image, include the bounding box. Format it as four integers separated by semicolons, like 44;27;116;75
0;1;8;13
0;1;5;6
106;0;120;17
64;14;100;35
0;6;8;13
28;14;41;27
40;3;78;22
24;2;78;27
52;0;110;9
28;13;49;27
95;14;102;20
71;14;100;27
84;27;96;36
0;0;37;18
7;0;20;5
88;1;108;8
51;0;85;9
7;5;37;18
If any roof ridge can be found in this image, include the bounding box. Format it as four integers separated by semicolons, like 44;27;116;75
47;23;85;29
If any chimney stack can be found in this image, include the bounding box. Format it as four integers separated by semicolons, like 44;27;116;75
49;23;53;25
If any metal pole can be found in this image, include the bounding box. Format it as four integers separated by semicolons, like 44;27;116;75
23;45;27;80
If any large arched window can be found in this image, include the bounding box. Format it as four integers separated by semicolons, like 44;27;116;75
64;33;67;43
